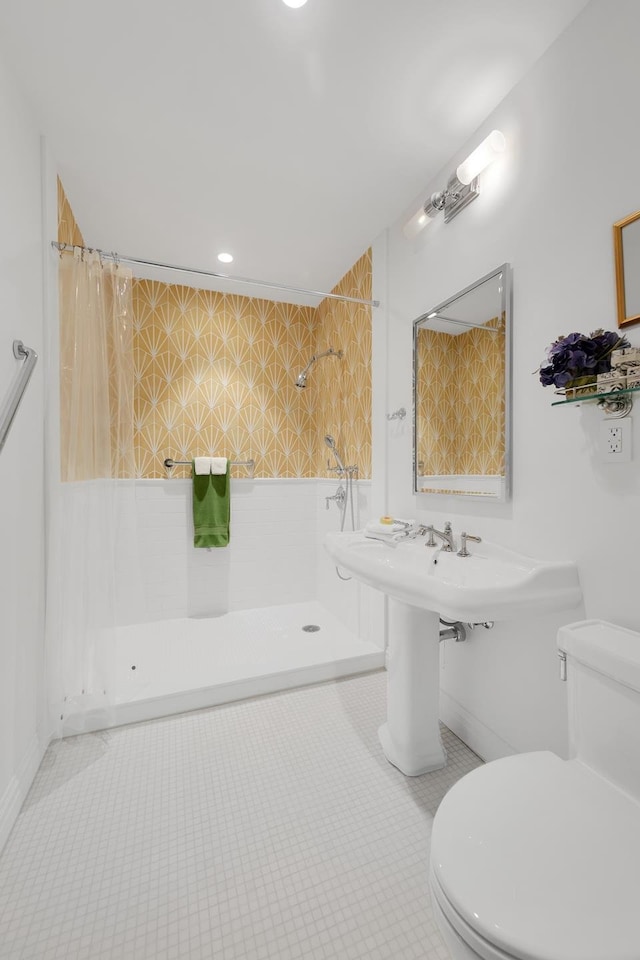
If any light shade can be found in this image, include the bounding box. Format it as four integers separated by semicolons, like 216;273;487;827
403;129;505;238
456;130;506;186
403;205;434;240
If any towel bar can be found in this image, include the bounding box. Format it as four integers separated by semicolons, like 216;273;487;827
0;340;38;455
164;457;255;479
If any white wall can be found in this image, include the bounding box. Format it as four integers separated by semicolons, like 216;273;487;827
316;478;385;650
0;52;46;850
117;478;382;648
118;480;317;621
379;0;640;760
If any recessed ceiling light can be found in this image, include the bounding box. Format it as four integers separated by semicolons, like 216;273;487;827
217;252;234;264
282;0;308;7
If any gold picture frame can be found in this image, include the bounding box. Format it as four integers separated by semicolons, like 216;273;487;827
613;209;640;328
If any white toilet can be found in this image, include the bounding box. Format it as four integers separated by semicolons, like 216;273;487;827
429;619;640;960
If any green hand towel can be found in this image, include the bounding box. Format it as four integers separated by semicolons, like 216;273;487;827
192;461;230;548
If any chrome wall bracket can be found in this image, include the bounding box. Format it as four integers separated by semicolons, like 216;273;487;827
598;393;633;418
0;340;38;455
440;175;480;223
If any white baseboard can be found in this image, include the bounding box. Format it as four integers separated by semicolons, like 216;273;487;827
440;690;516;763
0;733;49;855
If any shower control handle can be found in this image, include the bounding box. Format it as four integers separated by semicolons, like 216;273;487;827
325;486;346;510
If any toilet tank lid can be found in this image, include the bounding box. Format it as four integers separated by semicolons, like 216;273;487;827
558;619;640;692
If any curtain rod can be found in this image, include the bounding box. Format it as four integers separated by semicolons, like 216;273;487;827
51;242;380;308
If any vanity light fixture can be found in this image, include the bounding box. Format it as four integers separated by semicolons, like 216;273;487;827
403;130;505;239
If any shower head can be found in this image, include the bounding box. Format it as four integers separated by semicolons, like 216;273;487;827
293;347;343;388
324;434;346;472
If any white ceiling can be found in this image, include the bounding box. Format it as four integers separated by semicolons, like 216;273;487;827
0;0;588;301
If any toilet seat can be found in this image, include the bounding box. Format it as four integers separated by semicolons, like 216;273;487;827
430;870;516;960
430;751;640;960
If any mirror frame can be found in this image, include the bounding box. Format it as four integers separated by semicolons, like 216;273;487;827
613;209;640;328
412;262;512;502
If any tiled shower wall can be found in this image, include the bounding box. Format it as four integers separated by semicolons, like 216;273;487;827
113;478;381;650
58;184;378;640
313;254;372;477
116;480;319;622
132;284;318;478
131;254;373;479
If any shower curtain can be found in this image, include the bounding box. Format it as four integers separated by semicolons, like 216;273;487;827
47;248;137;735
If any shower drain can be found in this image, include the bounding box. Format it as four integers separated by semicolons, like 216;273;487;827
302;624;321;632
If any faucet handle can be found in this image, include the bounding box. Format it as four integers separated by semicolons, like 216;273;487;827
457;532;482;557
425;525;437;547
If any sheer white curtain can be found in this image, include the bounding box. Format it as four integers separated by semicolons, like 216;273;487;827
47;248;137;735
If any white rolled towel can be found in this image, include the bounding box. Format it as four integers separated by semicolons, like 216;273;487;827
194;457;214;475
365;521;410;536
364;530;403;544
210;457;228;475
194;457;228;475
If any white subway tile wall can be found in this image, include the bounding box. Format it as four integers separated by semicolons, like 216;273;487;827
116;479;375;633
316;479;385;650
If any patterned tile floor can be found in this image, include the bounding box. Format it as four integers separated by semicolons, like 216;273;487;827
0;672;482;960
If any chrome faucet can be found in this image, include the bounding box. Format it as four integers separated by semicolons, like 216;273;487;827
425;521;455;552
457;532;482;557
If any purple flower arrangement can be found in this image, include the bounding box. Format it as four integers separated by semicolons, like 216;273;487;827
538;329;630;389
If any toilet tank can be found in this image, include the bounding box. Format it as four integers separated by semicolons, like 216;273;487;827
558;620;640;801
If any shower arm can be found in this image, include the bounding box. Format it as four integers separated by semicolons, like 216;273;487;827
294;346;343;388
302;347;343;375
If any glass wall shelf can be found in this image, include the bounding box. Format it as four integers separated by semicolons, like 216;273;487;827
551;383;640;415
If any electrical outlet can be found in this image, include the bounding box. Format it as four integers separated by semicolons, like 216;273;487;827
600;418;632;462
608;425;622;454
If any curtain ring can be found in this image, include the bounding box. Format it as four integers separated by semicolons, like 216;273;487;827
113;251;120;269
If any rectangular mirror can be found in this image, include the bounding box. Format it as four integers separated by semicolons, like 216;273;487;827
614;209;640;328
413;263;511;501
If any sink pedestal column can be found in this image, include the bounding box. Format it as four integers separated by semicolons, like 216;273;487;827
378;601;446;776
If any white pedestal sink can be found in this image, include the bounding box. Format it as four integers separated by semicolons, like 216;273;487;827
325;532;582;776
379;602;446;775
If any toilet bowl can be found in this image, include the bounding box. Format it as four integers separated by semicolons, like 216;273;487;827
429;620;640;960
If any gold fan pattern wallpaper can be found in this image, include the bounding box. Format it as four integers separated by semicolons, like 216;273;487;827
416;319;505;479
58;181;372;480
312;254;372;477
132;285;318;479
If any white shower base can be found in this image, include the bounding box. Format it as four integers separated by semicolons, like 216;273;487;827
112;601;384;727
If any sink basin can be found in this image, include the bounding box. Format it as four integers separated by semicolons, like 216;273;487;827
324;532;582;621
